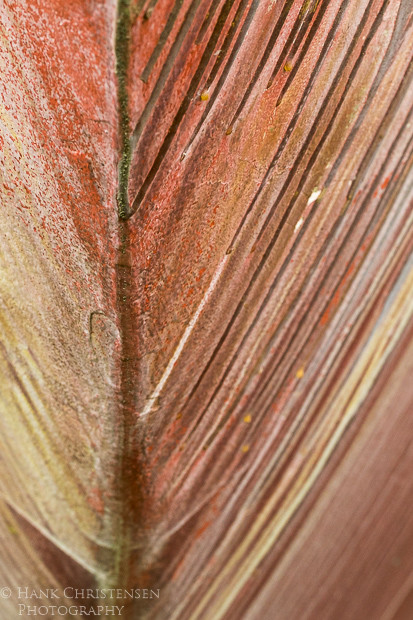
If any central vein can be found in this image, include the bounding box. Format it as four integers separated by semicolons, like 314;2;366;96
115;0;132;220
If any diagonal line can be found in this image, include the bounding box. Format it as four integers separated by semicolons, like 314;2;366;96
139;254;229;417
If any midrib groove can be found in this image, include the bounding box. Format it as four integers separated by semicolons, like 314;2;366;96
115;0;132;221
112;0;144;595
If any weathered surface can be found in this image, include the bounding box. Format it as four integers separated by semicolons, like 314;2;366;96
0;0;412;618
0;0;120;600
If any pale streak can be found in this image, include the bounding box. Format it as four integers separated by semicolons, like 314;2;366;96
139;255;229;418
187;263;413;620
0;496;105;582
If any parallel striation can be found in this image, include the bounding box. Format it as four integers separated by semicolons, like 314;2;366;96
0;0;412;618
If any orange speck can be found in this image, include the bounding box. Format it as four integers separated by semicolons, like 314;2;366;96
241;444;250;453
243;414;252;423
381;176;390;190
200;91;209;101
296;368;305;379
284;62;293;72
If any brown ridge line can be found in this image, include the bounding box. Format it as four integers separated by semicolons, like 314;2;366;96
255;234;413;507
130;0;205;152
325;0;412;186
133;0;245;196
182;0;259;155
253;0;378;246
251;49;413;376
255;188;413;467
143;0;162;20
239;127;413;449
204;0;249;89
177;298;413;619
195;0;223;44
140;0;186;83
179;207;413;601
192;112;413;454
127;0;257;217
344;56;413;205
226;0;354;253
227;0;297;128
177;0;253;154
267;0;325;92
178;74;413;474
175;0;365;438
283;0;323;61
225;315;413;620
212;54;412;450
272;0;332;107
129;0;252;215
184;242;413;595
253;0;391;246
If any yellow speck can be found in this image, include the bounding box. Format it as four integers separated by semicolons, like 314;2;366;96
284;62;293;72
226;126;233;135
243;414;252;423
296;367;305;379
200;91;209;101
241;444;250;453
